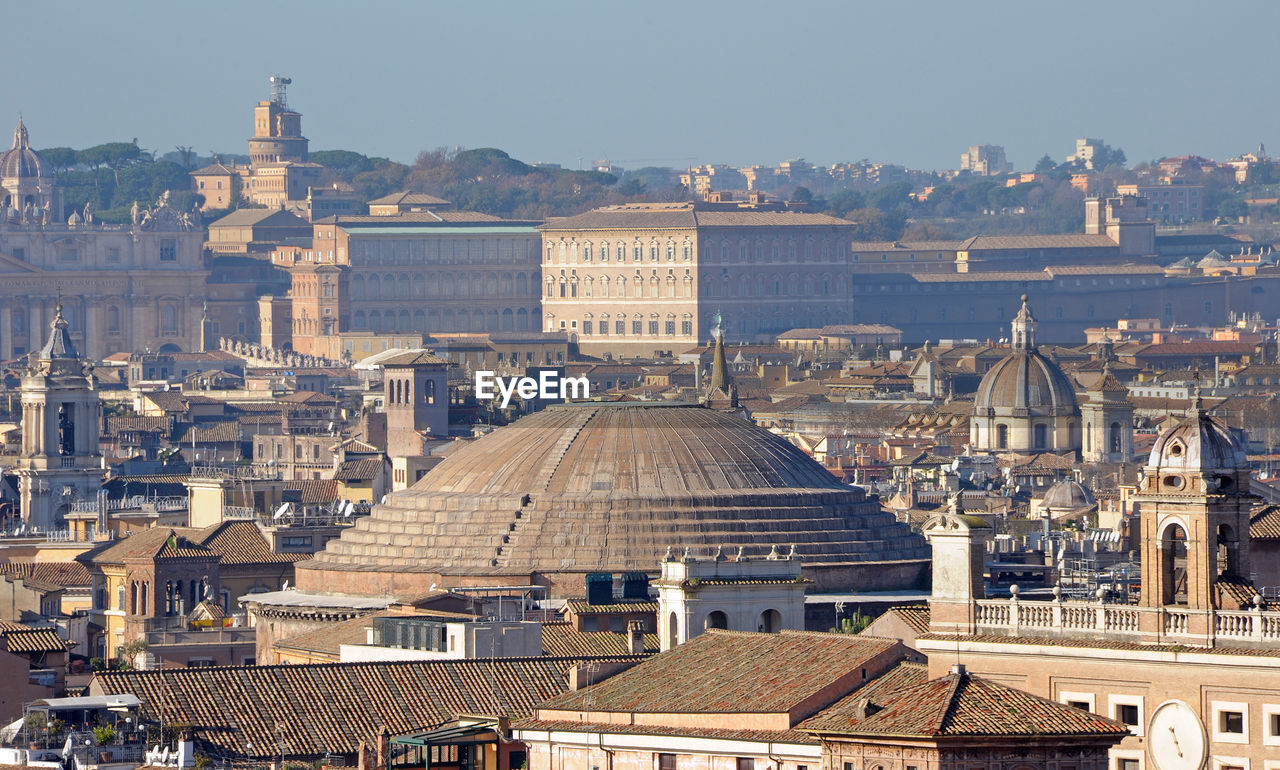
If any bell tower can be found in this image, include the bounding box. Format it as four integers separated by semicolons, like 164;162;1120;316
16;305;105;531
1133;395;1255;613
1082;361;1134;464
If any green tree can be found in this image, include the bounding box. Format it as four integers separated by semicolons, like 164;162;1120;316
38;147;78;172
825;189;865;217
791;185;813;204
1034;154;1057;175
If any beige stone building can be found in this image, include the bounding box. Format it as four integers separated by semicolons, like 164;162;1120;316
918;404;1280;769
539;201;857;357
270;211;542;357
1;130;210;360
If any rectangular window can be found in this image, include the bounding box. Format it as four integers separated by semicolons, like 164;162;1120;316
616;320;625;335
1220;711;1244;734
665;321;676;335
648;321;659;336
1068;700;1091;712
107;247;120;263
658;755;676;770
736;760;753;770
160;239;177;261
583;321;592;335
1116;704;1139;727
1117;760;1139;770
682;321;692;336
58;248;78;263
599;322;608;335
11;248;23;261
632;321;642;335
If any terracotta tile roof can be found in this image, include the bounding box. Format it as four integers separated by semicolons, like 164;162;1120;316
515;718;816;745
540;623;659;657
849;241;964;252
541;203;853;231
563;600;659;616
272;613;375;660
334;458;383;481
1045;264;1165;276
0;561;91;589
285;479;341;504
913;271;1051;283
195;521;308;565
1251;505;1280;539
539;630;898;715
368;192;453;207
802;662;1128;738
0;619;69;654
84;527;213;565
379;350;449;366
1216;573;1262;610
959;234;1119;251
881;606;931;636
277;390;338;405
177;421;243;444
104;416;171;437
89;656;643;761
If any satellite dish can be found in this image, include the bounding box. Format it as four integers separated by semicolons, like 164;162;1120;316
273;502;290;519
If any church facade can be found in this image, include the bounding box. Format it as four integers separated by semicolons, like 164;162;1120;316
0;120;210;359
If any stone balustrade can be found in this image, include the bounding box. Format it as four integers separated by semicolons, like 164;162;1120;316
973;594;1280;647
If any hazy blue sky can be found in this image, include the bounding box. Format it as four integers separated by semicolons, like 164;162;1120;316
7;1;1278;171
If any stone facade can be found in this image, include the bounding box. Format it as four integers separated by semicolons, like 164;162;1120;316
0;193;208;359
917;406;1280;769
539;202;857;357
272;215;542;356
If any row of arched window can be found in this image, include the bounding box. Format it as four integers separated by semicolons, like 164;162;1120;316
127;577;208;616
388;378;437;405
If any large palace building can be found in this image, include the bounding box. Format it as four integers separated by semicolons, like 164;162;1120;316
271;210;544;359
538;201;857;357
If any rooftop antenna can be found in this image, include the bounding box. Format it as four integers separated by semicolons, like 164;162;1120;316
268;75;291;109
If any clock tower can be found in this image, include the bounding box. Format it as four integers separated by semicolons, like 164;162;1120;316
16;305;105;531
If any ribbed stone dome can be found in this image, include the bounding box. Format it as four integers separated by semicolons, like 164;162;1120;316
1042;479;1095;510
0;120;47;179
1148;401;1246;472
973;350;1079;414
298;402;930;596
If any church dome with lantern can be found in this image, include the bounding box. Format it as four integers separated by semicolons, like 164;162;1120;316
970;295;1081;455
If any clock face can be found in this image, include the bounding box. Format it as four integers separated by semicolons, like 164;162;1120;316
1148;700;1206;770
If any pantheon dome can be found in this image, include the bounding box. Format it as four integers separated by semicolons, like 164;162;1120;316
970;295;1081;455
298;402;930;596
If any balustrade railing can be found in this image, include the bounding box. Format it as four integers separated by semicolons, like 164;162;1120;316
973;595;1280;646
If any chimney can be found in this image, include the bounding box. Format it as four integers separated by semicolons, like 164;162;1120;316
627;620;645;654
376;726;390;770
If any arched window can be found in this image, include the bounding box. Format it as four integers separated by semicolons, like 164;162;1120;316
1033;424;1047;449
426;380;437;405
1217;524;1238;577
996;424;1009;449
1161;523;1188;606
107;306;121;332
1109;421;1123;454
668;611;679;649
759;608;782;633
160;304;178;335
705;611;728;630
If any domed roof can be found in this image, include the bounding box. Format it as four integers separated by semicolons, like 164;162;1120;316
0;119;47;179
299;403;930;594
973;295;1079;415
974;351;1079;413
1041;479;1096;510
1147;397;1246;472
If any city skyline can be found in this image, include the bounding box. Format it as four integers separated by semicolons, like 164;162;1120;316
9;0;1280;171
